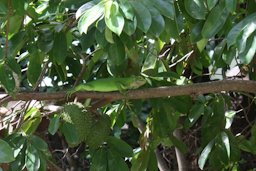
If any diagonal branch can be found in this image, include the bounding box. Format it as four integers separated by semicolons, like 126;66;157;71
1;80;256;105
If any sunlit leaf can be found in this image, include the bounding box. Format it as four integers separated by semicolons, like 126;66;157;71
198;140;214;170
104;1;125;36
78;1;105;34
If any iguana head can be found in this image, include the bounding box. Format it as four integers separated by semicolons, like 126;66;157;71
129;76;146;89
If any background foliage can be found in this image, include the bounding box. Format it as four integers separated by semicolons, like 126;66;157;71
0;0;256;170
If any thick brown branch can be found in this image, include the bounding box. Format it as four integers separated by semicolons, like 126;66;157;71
1;80;256;105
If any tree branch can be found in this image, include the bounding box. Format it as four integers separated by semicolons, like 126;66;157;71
1;80;256;105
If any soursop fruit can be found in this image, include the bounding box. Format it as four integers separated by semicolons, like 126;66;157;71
61;103;94;145
86;114;112;149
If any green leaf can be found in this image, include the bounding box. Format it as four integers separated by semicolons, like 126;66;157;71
160;17;180;41
8;31;27;58
8;15;23;38
107;149;129;171
123;17;137;36
107;136;133;157
130;1;151;32
90;148;108;171
27;49;44;86
188;103;204;127
227;12;256;47
149;0;175;19
30;135;48;152
184;0;208;20
20;117;42;135
76;1;95;19
78;1;105;34
201;3;229;38
190;22;204;43
48;115;60;135
105;27;115;43
60;123;80;147
0;63;16;93
207;0;218;10
131;150;150;171
107;38;127;75
221;132;230;158
50;31;68;65
237;23;256;53
225;0;237;13
146;5;165;37
25;145;40;171
6;57;22;77
104;1;125;36
119;0;134;20
0;139;15;163
225;110;236;129
239;33;256;64
198;140;214;170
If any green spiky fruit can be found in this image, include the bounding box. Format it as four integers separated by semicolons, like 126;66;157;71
86;114;112;149
61;103;93;144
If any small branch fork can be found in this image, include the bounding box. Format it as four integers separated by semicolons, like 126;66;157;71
0;80;256;105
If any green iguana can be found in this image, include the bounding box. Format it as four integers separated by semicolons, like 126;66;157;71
67;76;146;97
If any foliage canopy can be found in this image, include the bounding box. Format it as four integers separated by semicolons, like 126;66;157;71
0;0;256;170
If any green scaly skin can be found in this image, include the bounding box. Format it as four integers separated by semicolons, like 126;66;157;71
67;76;146;98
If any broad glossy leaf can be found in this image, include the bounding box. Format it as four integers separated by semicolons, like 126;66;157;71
25;145;40;171
123;18;137;36
149;0;175;19
105;27;115;43
161;17;180;40
225;110;236;129
8;31;27;58
147;6;165;37
8;15;23;38
239;34;256;64
221;132;230;158
90;148;108;171
20;117;42;135
184;0;207;20
190;22;204;43
105;1;125;36
27;49;44;86
107;136;133;157
202;4;229;38
130;1;151;32
188;103;204;127
6;58;21;77
78;1;104;34
60;123;80;147
227;12;256;47
207;0;218;10
225;0;237;12
237;23;256;53
76;1;95;19
131;150;150;171
0;63;16;93
0;139;15;163
48;115;60;135
107;38;127;75
198;140;214;170
50;31;67;65
147;150;158;171
119;0;134;20
107;149;129;171
30;135;48;151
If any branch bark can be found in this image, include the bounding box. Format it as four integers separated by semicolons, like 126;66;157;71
1;80;256;105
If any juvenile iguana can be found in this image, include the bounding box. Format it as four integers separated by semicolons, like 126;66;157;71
67;76;146;97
